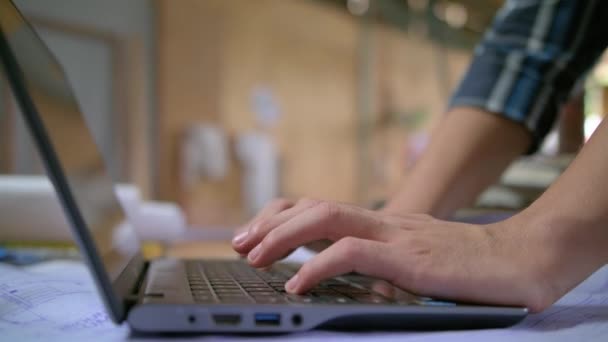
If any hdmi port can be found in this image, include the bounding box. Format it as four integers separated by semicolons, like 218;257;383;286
212;314;242;326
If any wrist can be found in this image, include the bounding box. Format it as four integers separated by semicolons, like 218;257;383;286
484;213;560;311
492;204;608;311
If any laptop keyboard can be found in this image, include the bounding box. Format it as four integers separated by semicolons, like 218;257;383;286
185;260;394;305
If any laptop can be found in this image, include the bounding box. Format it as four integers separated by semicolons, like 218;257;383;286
0;0;527;333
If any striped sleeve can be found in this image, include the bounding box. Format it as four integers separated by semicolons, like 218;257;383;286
449;0;608;153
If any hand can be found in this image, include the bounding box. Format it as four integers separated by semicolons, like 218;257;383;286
232;198;332;256
232;198;296;248
232;199;562;312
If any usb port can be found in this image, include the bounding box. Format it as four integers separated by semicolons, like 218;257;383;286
212;314;241;326
254;313;281;326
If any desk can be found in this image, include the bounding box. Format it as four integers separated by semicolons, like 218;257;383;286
1;241;608;341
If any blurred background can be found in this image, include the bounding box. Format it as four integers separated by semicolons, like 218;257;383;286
1;0;607;233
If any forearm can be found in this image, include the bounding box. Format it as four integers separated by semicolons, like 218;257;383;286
383;106;531;218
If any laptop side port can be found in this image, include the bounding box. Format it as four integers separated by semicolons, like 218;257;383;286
212;314;242;326
254;313;281;326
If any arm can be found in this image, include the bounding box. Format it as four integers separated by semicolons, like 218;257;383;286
383;0;608;218
382;106;530;218
232;0;608;313
234;118;608;312
517;118;608;301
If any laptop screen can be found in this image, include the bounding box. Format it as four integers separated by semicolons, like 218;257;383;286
0;1;140;281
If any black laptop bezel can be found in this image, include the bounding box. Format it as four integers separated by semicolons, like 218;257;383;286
0;0;145;324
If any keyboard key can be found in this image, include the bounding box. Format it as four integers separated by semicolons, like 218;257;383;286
212;285;240;290
215;290;244;295
311;289;339;296
314;295;354;304
319;279;345;286
243;284;272;289
328;285;370;294
349;294;390;304
186;260;396;306
192;289;211;294
254;297;285;304
285;294;315;304
246;288;274;293
193;296;216;303
190;285;208;290
249;291;278;297
219;297;253;304
218;294;249;300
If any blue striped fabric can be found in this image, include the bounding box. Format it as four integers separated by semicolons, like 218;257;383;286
449;0;608;153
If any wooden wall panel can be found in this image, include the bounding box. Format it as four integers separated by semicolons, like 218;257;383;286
157;0;361;225
219;0;359;202
156;0;472;226
156;0;225;203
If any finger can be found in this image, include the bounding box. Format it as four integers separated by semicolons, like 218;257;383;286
370;281;396;298
248;202;396;267
233;198;293;238
232;198;294;248
284;237;397;294
233;198;319;253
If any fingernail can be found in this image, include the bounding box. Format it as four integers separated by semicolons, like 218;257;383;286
232;231;249;245
248;244;262;262
285;274;299;292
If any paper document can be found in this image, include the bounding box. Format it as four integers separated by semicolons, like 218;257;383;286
1;257;607;341
0;261;127;341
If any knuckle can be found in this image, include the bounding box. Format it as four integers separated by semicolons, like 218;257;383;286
262;230;279;248
336;237;361;260
316;201;341;221
253;218;273;235
297;197;320;207
409;213;434;222
420;214;435;222
271;198;292;209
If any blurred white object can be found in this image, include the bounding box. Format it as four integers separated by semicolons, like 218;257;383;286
235;132;279;215
0;176;185;242
0;176;70;242
135;201;186;241
181;124;230;186
501;155;572;189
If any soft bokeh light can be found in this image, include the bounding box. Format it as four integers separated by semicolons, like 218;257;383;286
584;114;603;141
444;2;468;28
407;0;429;12
347;0;369;16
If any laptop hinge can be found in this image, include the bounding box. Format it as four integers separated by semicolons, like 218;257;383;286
125;260;150;308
